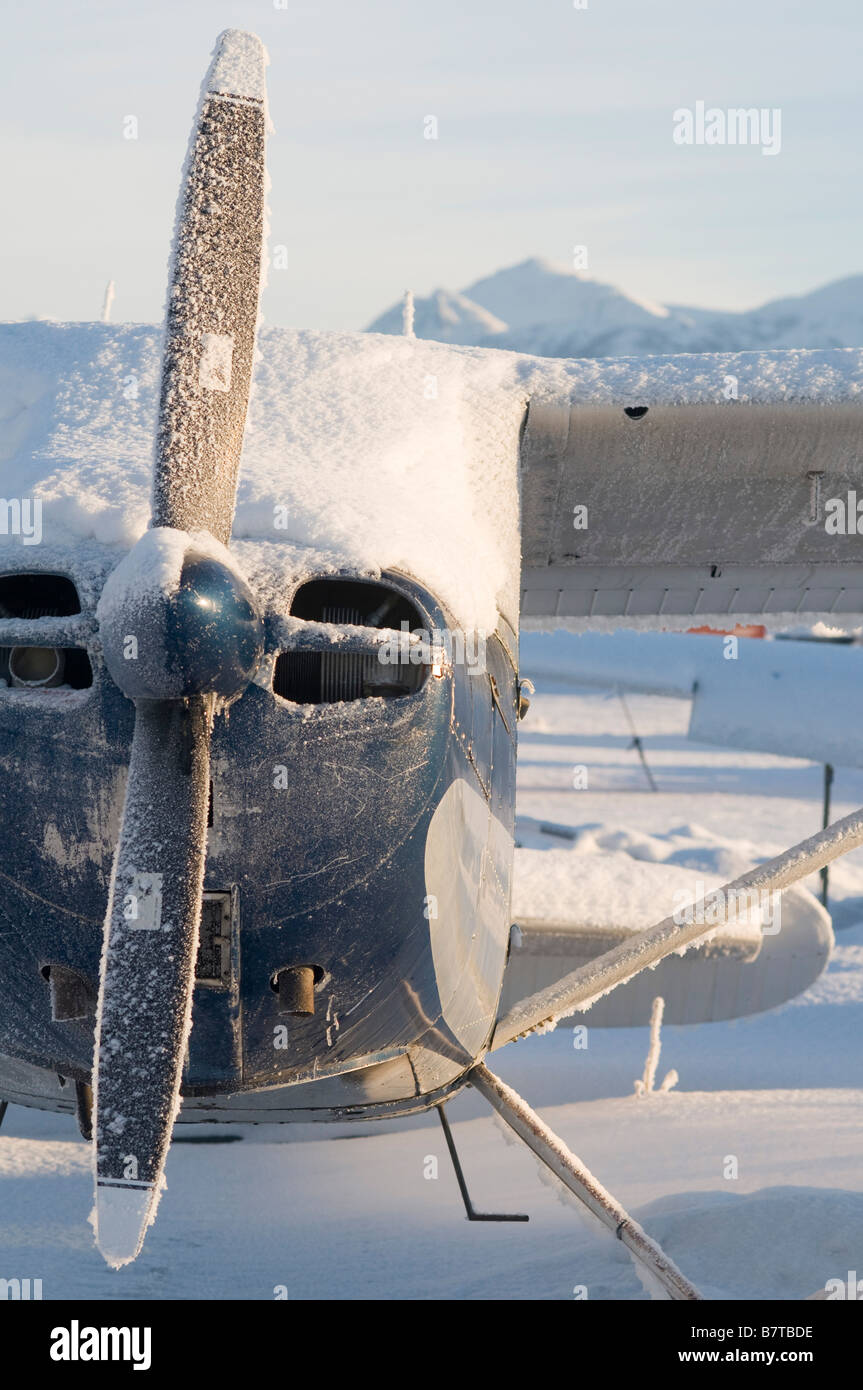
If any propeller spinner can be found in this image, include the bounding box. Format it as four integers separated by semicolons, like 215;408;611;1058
91;28;268;1267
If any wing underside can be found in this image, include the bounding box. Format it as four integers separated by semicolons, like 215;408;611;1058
520;393;863;627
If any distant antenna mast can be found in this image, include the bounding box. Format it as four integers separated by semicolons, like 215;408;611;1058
101;280;116;324
402;289;415;338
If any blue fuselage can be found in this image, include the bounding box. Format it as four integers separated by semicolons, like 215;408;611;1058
0;563;518;1122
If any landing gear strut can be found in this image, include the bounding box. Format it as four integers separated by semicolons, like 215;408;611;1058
437;1104;528;1222
470;1063;703;1301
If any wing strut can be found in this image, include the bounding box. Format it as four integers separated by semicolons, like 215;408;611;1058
470;1063;702;1301
493;802;863;1048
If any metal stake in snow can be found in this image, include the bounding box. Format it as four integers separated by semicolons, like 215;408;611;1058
636;996;664;1096
634;996;677;1095
493;802;863;1047
470;1063;703;1301
617;685;657;792
101;280;115;324
402;289;415;338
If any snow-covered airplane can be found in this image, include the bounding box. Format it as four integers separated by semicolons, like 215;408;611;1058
2;28;863;1297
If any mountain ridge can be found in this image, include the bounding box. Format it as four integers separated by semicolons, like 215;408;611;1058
365;258;863;358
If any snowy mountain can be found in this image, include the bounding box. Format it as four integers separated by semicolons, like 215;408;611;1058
719;277;863;351
366;257;863;359
463;258;669;329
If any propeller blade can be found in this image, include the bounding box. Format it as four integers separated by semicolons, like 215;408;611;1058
93;699;212;1266
152;27;268;544
91;28;269;1267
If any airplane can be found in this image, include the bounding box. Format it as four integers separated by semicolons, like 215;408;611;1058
519;625;863;776
2;27;863;1300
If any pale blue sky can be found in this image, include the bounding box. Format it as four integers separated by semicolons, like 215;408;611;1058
1;0;860;329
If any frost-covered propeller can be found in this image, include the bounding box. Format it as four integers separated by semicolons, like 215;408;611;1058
91;29;268;1267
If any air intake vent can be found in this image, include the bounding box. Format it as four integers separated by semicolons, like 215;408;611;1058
273;579;428;705
0;573;81;617
290;579;420;628
0;574;91;691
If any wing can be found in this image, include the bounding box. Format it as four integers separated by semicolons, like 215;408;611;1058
500;887;831;1029
508;355;863;1042
519;354;863;627
501;846;831;1030
519;628;863;769
493;802;863;1048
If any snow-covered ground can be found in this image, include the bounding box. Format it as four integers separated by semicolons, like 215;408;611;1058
3;653;863;1300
